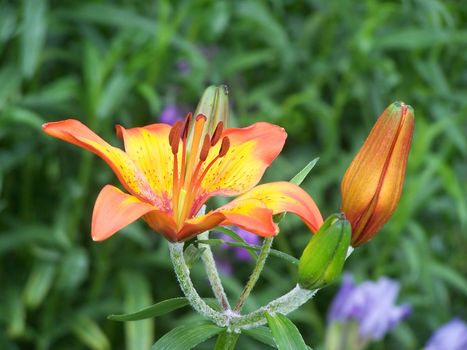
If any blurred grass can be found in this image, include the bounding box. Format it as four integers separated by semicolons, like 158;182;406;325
0;0;466;349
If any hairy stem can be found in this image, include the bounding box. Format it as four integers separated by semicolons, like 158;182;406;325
234;237;274;312
198;231;231;310
168;242;228;326
231;284;316;330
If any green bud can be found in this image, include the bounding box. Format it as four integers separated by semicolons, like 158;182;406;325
194;85;230;132
298;213;351;290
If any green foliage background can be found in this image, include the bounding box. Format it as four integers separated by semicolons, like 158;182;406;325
1;0;466;349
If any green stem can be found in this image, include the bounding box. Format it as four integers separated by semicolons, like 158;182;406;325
198;232;231;310
234;237;273;312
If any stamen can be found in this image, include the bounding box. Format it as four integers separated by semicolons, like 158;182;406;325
169;121;183;154
182;113;192;140
184;114;207;187
189;135;232;210
199;134;211;162
218;136;230;157
210;121;224;146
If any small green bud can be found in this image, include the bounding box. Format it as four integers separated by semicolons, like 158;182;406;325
298;213;351;290
194;85;230;132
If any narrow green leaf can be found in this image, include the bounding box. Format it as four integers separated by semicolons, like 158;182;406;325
151;322;223;350
243;327;276;348
212;226;257;260
214;331;240;350
21;0;47;78
108;297;189;321
23;261;56;309
431;262;467;296
290;157;319;185
266;313;308;350
122;273;154;350
71;315;110;350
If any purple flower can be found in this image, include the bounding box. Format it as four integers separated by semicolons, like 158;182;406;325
328;274;411;341
159;105;183;125
425;318;467;350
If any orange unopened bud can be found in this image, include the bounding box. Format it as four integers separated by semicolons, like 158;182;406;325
341;102;414;247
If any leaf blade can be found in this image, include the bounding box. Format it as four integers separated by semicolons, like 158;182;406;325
266;313;308;350
151;322;223;350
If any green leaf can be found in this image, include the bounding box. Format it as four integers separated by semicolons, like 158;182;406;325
71;315;110;350
244;327;276;348
108;297;221;321
151;322;223;350
431;262;467;296
21;0;47;78
266;313;308;350
290;157;319;186
22;261;56;309
122;272;154;350
212;226;257;260
108;297;189;321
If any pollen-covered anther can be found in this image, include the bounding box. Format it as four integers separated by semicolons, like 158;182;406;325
199;134;211;161
169;121;183;154
210;121;224;146
219;136;230;157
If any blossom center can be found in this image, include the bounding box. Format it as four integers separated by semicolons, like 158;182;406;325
169;114;230;227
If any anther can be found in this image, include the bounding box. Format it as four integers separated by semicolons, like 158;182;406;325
210;121;224;146
196;114;207;122
169;121;183;154
199;135;211;161
181;113;192;140
218;137;230;157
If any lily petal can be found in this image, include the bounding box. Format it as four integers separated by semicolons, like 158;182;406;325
217;182;323;236
144;210;179;242
92;185;157;241
116;124;174;201
200;122;287;199
177;211;226;241
217;198;278;237
43;120;158;204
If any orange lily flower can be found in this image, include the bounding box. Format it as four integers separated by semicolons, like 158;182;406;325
341;102;414;246
43;115;323;242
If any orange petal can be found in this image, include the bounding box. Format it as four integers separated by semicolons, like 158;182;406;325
217;198;278;237
144;210;179;242
43;120;158;204
217;182;323;236
92;185;157;241
341;102;414;246
176;211;226;241
116;124;174;201
200;122;287;199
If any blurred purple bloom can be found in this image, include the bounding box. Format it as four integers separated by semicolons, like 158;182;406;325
425;318;467;350
328;274;411;341
216;258;233;275
176;59;191;74
159;105;183;125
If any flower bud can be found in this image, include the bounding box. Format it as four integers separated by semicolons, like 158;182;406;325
298;214;351;290
194;85;230;132
341;102;414;247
